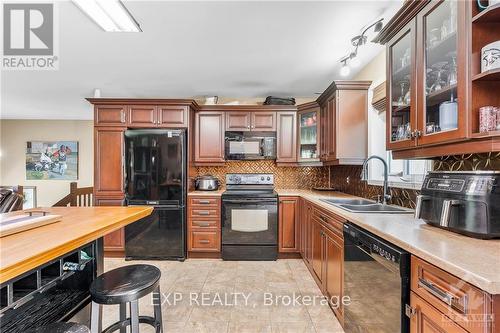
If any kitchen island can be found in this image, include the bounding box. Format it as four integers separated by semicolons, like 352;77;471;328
0;206;153;333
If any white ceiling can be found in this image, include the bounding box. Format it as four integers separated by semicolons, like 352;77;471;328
0;1;402;120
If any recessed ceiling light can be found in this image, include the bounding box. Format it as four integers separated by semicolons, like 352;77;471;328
73;0;141;32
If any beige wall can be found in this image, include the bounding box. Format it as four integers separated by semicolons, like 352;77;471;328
0;120;93;207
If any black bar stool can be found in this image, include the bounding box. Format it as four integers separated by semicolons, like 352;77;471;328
89;264;163;333
26;323;90;333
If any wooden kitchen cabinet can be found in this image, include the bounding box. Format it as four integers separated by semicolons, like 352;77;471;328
157;105;188;128
194;111;225;164
276;111;297;163
316;81;370;165
323;225;344;323
377;1;500;159
297;102;321;164
94;198;125;256
187;196;221;254
128;105;157;127
410;292;468;333
278;196;299;253
311;218;323;284
299;199;346;323
252;112;276;131
94;127;125;197
94;105;127;126
226;112;251;131
226;111;276;131
410;256;493;333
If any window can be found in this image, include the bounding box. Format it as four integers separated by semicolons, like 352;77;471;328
366;79;432;190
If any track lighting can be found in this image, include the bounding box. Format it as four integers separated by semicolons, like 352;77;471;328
338;18;384;77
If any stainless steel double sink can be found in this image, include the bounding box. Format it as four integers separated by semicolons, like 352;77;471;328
319;197;414;214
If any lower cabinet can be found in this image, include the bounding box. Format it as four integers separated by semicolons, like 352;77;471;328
94;197;125;257
278;196;299;253
409;256;495;333
300;200;346;324
311;218;323;283
323;226;344;323
187;196;221;254
410;292;468;333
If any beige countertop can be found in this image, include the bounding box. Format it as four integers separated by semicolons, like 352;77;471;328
276;189;500;295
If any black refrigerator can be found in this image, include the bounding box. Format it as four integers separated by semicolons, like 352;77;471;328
124;129;186;260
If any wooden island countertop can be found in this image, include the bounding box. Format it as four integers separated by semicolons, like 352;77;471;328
0;206;153;284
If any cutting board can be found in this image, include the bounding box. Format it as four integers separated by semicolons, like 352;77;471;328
0;212;62;237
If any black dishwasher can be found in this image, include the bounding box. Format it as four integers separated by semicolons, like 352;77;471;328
343;222;410;333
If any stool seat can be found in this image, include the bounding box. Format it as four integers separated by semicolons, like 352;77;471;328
27;323;90;333
90;264;161;304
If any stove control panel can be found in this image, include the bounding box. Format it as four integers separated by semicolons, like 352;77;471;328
226;173;274;185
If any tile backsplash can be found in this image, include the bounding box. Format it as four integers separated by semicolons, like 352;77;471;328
195;160;330;189
194;153;499;209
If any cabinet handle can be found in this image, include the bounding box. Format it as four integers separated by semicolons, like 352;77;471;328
198;200;211;204
247;125;251;129
198;240;210;244
196;222;211;227
198;211;210;216
418;278;467;313
319;215;328;223
121;111;125;123
405;304;417;318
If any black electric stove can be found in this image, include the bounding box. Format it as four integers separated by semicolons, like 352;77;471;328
221;174;278;260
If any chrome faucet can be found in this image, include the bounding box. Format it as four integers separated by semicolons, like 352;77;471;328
361;155;391;205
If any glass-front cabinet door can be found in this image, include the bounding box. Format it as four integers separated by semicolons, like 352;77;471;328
417;0;467;145
298;105;320;163
387;19;417;150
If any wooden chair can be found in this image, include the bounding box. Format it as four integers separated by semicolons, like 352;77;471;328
53;182;93;207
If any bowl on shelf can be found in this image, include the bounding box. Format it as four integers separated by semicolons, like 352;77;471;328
481;41;500;73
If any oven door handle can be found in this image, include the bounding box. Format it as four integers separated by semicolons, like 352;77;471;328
223;199;277;204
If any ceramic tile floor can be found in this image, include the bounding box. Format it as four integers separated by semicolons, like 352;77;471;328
102;259;344;333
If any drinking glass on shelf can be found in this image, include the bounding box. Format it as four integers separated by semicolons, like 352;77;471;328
426;122;436;134
479;106;497;133
397;81;408;106
447;55;457;86
429;28;441;48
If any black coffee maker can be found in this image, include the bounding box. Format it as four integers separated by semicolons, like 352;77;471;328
415;171;500;239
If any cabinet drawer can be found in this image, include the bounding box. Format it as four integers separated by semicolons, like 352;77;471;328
411;256;490;333
190;219;219;229
312;206;344;235
189;231;220;252
189;208;220;218
189;197;220;207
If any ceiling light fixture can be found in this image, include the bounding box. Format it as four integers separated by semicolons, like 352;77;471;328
73;0;141;32
339;18;384;76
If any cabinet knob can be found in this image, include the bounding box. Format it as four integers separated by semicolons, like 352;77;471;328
247;125;250;129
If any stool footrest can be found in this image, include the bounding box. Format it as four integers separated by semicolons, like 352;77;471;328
102;316;161;333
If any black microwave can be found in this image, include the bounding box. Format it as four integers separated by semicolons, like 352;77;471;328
225;131;276;160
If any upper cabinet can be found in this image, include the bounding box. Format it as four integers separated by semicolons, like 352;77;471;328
276;111;297;164
225;111;276;131
377;0;500;159
194;111;226;164
95;105;127;126
387;19;417;150
297;102;320;164
316;81;371;165
89;99;191;129
416;0;467;146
